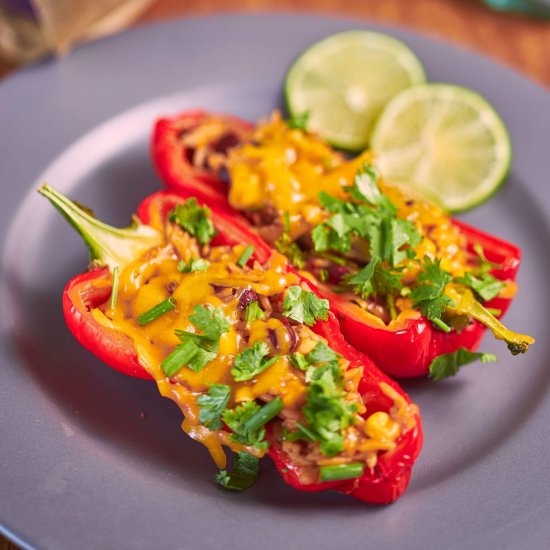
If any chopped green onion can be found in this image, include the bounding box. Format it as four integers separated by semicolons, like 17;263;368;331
295;421;316;441
283;211;291;234
160;339;197;377
245;301;265;322
432;317;451;333
110;266;119;311
319;463;364;482
137;297;177;326
243;397;284;434
237;245;254;268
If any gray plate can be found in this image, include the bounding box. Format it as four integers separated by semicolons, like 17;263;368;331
0;14;549;550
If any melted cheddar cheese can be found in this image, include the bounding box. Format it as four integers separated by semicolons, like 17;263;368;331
88;211;416;479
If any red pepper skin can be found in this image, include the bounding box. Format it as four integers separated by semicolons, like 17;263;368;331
63;268;147;379
61;189;422;504
151;110;522;378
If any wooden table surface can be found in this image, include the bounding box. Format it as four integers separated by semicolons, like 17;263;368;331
1;0;549;548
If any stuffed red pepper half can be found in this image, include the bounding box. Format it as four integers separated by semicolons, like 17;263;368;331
152;110;534;379
39;184;422;504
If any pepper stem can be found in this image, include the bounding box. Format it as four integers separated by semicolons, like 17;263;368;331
38;183;162;272
446;286;535;355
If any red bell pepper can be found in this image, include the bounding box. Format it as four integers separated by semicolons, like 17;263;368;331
151;110;533;378
40;184;422;504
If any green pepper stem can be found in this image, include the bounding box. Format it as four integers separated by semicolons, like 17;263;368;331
446;286;534;354
38;184;162;272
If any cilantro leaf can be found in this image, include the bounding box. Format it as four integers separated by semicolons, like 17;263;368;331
410;257;455;327
216;452;260;491
223;401;269;451
231;341;280;382
197;384;231;430
351;164;396;214
165;305;229;374
429;348;498;381
285;111;310;131
344;256;404;302
306;341;340;366
282;286;330;326
188;304;230;340
177;258;209;273
455;272;505;302
289;352;309;371
345;256;380;298
275;228;306;268
245;301;265;322
169;198;216;245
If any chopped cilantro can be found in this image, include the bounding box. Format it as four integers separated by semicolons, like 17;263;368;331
245;301;265;322
306;341;340;366
428;348;498;381
311;164;420;268
177;258;209;273
168;198;216;245
223;401;269;450
161;305;229;375
473;242;501;274
455;272;505;302
216;452;260;492
197;384;231;430
285;111;310;131
301;362;357;456
231;341;280;382
410;257;455;329
275;212;306;268
287;342;353;456
344;256;404;314
289;352;309;371
282;286;330;326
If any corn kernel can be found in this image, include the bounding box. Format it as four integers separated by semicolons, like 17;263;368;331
364;411;401;442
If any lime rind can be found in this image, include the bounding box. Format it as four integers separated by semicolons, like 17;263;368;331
370;83;511;212
285;30;426;152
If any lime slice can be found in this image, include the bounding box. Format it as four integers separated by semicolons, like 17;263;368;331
370;83;511;212
285;31;426;151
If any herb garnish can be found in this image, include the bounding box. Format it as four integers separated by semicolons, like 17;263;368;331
231;341;280;382
160;304;229;376
455;272;505;302
290;342;356;456
169;198;216;245
137;297;177;326
223;398;284;450
245;301;265;322
285;111;310;131
275;212;306;268
236;245;254;268
410;257;455;332
282;286;330;326
428;347;497;380
197;384;231;430
177;258;209;273
216;452;260;491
